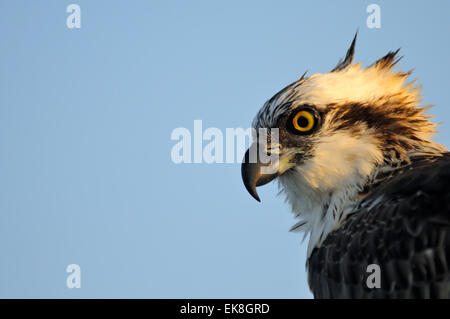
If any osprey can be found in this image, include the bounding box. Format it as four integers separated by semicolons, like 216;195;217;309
241;34;450;298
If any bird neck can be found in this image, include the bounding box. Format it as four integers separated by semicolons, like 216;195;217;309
281;143;446;258
280;167;370;257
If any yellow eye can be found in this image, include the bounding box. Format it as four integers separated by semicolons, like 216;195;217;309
292;110;315;132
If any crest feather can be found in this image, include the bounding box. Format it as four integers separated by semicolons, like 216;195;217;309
371;49;402;70
331;32;357;72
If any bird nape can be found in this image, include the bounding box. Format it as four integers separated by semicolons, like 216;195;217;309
241;34;450;299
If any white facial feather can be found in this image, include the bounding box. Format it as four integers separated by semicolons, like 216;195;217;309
279;128;384;256
296;129;383;190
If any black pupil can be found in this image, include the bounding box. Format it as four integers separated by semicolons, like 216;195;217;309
297;115;309;128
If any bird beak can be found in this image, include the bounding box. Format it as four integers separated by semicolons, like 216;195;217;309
241;144;294;202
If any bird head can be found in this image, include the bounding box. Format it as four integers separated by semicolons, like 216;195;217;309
241;34;444;251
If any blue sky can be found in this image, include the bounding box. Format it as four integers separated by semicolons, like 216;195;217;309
0;1;449;298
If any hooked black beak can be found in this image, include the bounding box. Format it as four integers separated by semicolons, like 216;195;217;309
241;145;279;202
